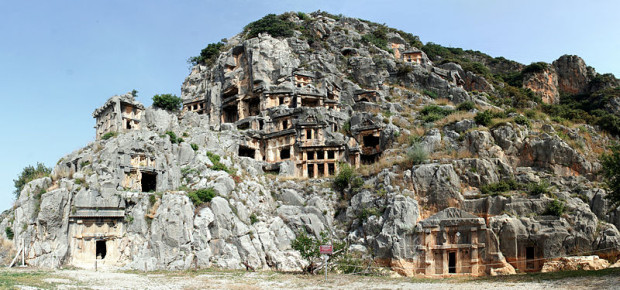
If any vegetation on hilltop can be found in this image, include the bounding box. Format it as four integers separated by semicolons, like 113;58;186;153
188;42;226;66
153;94;182;111
13;163;52;198
188;11;620;138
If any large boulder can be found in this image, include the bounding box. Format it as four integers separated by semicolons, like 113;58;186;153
412;163;462;209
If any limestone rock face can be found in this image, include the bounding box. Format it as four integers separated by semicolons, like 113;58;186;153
519;133;593;177
3;11;620;277
523;68;560;104
412;163;462;210
541;256;610;272
553;55;593;95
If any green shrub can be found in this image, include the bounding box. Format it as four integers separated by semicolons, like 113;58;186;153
291;230;346;273
419;105;453;123
187;188;217;206
522;62;549;74
5;227;14;240
187;42;225;65
196;188;216;202
528;181;550;195
480;179;520;195
474;110;494;126
191;143;199;151
408;135;422;146
165;131;179;144
407;144;428;165
361;30;388;51
334;163;354;192
101;131;117;140
207;151;221;163
244;14;297;39
423;89;438;99
496;86;540;108
188;42;225;66
13;163;52;198
351;176;364;190
544;199;565;217
249;213;258;224
152;94;182;111
149;194;157;206
206;152;235;175
462;62;490;76
396;64;413;77
601;145;620;209
540;87;620;136
456;101;475;111
358;207;381;221
514;115;531;127
297;11;310;21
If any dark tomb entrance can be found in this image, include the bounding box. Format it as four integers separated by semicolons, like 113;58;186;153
142;171;157;192
448;252;457;274
239;145;256;158
280;147;291;160
96;240;107;259
526;246;535;270
362;135;380;147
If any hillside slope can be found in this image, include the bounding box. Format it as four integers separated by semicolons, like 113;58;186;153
1;11;619;277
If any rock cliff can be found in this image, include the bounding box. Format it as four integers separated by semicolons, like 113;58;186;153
2;11;620;277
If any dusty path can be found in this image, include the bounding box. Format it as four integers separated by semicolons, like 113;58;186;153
4;267;619;289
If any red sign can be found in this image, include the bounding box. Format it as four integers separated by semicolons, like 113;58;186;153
319;245;333;255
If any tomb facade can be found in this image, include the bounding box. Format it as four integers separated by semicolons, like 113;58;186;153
68;207;125;268
416;208;504;276
403;50;423;64
93;93;144;140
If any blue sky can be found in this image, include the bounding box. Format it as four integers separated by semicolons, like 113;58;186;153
0;0;618;211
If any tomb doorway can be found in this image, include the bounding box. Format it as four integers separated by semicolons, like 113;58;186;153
448;251;457;274
96;240;107;259
142;172;157;192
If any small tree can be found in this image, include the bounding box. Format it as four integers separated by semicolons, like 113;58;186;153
601;145;620;209
333;163;354;192
406;144;428;166
475;110;494;126
291;230;345;273
13;163;52;198
152;94;182;111
543;199;566;217
188;42;225;66
5;227;14;240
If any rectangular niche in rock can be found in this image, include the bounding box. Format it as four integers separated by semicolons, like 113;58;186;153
362;134;380;147
361;153;381;164
96;240;107;259
239;145;256;159
280;147;291;160
141;171;157;192
448;251;457;274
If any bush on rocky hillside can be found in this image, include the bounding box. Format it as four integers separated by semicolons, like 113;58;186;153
153;94;182;111
188;42;225;66
13;163;51;198
601;145;620;209
244;14;296;39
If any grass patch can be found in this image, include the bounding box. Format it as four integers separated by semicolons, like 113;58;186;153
0;270;59;288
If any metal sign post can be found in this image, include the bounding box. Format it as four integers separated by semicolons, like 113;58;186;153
323;255;328;282
319;245;333;283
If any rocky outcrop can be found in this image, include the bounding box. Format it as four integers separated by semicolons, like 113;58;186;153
541;256;610;272
523;68;560;104
2;11;620;278
522;55;613;104
553;55;593;95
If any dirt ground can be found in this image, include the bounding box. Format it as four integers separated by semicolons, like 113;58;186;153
3;267;620;289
